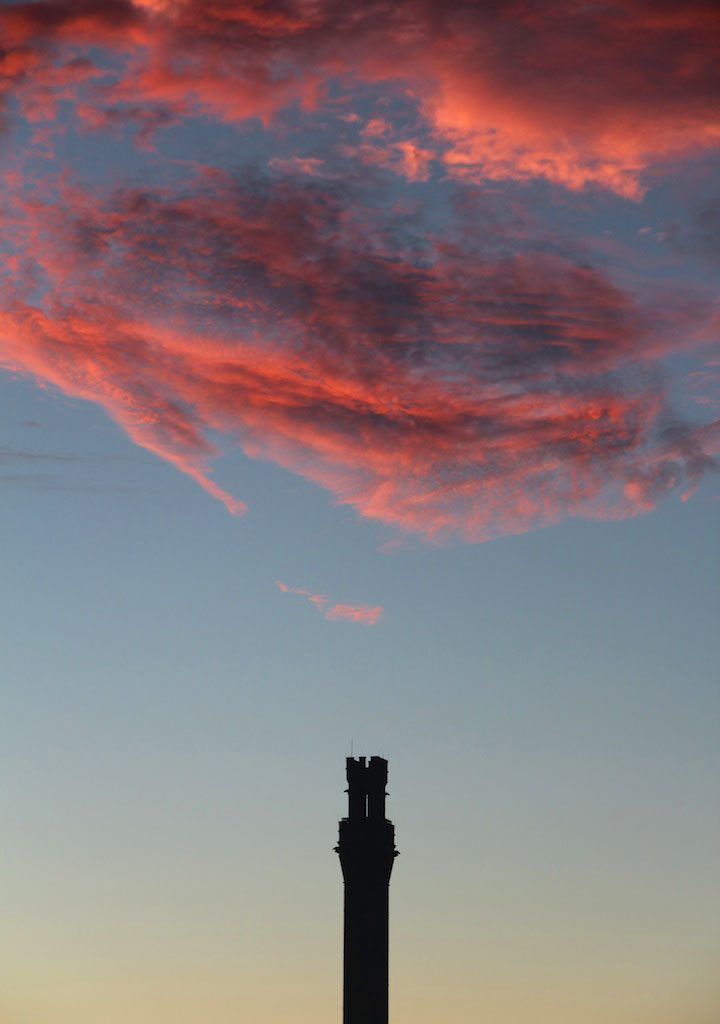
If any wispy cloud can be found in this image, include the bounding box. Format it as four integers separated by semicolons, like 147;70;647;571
275;581;382;625
1;168;716;540
324;603;383;626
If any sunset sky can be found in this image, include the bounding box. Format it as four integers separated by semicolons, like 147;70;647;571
1;2;719;1022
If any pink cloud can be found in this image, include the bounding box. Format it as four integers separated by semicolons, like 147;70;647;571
267;156;329;177
1;1;718;195
275;581;382;625
325;603;383;626
0;169;716;541
341;139;433;182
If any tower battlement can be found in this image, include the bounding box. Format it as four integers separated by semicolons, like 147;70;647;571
344;755;390;821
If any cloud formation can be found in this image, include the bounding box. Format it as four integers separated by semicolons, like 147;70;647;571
0;1;718;195
275;581;382;625
1;169;716;540
0;1;717;542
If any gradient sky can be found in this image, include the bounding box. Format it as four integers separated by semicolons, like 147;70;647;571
1;2;719;1022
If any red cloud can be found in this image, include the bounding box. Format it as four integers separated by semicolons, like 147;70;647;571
415;2;720;197
325;603;383;626
275;581;382;625
0;171;715;542
1;1;718;195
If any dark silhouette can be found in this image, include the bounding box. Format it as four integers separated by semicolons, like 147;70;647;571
336;756;398;1024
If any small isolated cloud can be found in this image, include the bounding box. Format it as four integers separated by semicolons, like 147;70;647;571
275;581;382;626
324;602;383;625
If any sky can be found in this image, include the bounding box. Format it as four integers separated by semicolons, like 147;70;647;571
0;1;719;1022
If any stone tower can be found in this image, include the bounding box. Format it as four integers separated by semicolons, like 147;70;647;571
336;756;398;1024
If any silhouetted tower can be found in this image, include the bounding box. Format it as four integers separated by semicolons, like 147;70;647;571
336;756;398;1024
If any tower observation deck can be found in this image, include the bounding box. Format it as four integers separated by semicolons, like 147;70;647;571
336;756;398;1024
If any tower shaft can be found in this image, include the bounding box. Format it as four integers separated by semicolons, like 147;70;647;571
336;757;397;1024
